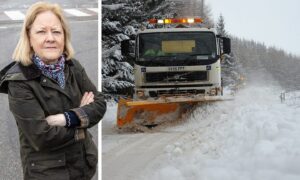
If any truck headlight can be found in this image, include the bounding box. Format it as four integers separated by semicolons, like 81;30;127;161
208;88;217;96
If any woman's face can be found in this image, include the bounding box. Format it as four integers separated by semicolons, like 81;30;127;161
29;11;64;64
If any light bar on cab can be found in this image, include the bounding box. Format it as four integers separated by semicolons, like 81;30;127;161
148;18;203;24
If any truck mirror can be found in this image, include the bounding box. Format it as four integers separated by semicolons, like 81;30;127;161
222;37;231;54
121;39;130;56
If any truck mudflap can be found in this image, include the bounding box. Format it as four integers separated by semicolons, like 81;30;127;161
117;95;232;129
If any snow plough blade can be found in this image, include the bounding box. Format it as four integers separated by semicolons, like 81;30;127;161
117;96;230;128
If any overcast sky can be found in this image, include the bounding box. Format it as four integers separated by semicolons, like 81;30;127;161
208;0;300;56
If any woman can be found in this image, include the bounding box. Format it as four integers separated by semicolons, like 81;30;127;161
0;2;106;180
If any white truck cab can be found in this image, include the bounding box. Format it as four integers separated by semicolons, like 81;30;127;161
122;18;231;100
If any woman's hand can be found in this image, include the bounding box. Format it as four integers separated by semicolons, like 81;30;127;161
80;91;94;107
46;114;66;126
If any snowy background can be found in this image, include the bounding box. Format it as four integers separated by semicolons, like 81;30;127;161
102;71;300;180
102;0;300;180
102;0;300;96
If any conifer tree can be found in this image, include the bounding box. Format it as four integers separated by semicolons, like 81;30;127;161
216;14;227;36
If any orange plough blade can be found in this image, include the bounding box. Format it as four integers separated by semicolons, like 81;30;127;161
116;95;230;128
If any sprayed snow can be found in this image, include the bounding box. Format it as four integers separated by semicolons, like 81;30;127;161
136;84;300;180
102;76;300;180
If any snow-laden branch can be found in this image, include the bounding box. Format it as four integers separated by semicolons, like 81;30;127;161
102;3;126;11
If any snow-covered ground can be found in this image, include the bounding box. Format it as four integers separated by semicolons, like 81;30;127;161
102;73;300;180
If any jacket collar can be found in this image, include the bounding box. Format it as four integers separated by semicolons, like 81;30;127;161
19;63;42;80
0;59;74;94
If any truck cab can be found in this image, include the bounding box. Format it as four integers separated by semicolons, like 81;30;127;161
122;18;231;100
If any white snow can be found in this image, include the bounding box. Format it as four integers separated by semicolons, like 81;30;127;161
102;21;122;33
115;33;130;42
102;74;300;180
124;26;137;36
102;4;125;11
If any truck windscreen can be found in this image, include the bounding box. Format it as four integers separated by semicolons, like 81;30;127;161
138;32;217;62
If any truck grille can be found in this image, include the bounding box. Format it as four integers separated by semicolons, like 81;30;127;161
149;89;205;97
145;71;208;83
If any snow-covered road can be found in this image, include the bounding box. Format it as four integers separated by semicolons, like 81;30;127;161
102;75;300;180
102;130;185;180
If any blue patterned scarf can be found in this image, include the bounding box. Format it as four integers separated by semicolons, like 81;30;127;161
32;54;66;88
